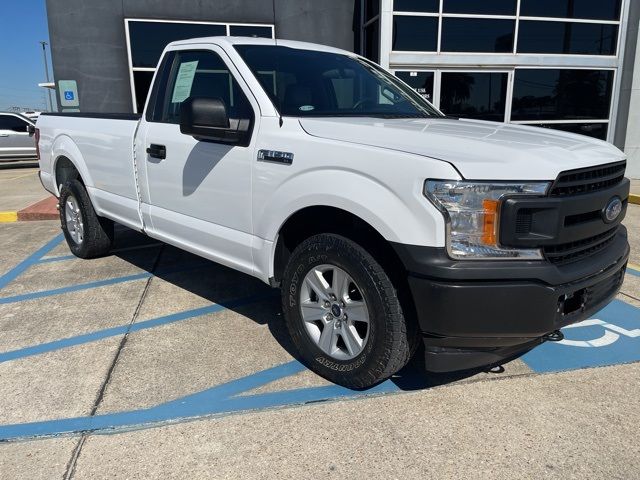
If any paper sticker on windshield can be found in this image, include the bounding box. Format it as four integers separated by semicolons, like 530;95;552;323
299;105;315;112
171;61;199;103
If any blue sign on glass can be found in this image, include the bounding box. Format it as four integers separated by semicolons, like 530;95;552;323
64;91;74;101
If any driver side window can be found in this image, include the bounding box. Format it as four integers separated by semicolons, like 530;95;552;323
0;115;28;132
153;50;253;125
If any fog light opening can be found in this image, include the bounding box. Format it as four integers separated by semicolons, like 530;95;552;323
558;289;587;316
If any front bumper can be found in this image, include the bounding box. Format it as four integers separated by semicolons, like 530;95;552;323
392;226;629;372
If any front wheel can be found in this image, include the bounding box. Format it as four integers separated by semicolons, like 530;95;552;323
59;179;114;258
281;234;414;389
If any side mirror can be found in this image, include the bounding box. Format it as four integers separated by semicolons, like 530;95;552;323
180;97;250;145
27;124;36;136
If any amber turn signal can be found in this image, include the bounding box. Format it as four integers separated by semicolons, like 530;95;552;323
482;199;498;245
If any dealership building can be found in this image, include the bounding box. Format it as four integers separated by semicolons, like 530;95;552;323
45;0;640;175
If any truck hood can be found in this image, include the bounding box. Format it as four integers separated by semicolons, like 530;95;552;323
298;117;625;180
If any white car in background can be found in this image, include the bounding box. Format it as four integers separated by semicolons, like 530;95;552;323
0;112;37;163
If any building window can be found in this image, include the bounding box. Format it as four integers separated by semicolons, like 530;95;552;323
395;71;435;102
228;25;273;38
388;0;622;56
511;69;614;121
440;72;509;122
441;18;515;53
443;0;517;16
128;21;227;68
126;19;274;113
520;0;622;21
365;0;380;20
517;21;618;55
530;122;608;140
393;0;439;13
392;16;438;51
364;20;380;62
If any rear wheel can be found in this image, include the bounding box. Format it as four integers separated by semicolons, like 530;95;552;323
281;233;414;389
59;179;114;258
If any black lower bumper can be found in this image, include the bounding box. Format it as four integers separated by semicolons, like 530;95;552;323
392;227;629;372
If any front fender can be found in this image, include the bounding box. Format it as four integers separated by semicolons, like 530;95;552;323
256;168;445;247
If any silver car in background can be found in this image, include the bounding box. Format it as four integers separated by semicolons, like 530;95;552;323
0;112;37;162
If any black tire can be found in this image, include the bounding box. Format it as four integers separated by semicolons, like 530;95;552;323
281;233;414;389
59;179;114;258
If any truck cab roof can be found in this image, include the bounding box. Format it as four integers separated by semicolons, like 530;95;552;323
168;36;353;56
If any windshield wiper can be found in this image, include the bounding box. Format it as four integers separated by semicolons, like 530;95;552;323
367;113;432;119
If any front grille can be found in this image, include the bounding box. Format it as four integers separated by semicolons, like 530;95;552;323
549;161;626;197
543;227;618;265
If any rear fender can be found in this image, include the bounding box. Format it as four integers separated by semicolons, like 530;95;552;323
51;135;94;196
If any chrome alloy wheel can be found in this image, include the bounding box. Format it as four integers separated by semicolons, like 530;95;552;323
299;264;370;360
64;195;84;245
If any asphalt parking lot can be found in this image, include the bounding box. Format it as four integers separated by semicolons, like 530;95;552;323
1;178;639;479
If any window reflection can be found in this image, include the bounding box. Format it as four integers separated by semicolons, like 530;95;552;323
517;21;617;55
532;122;608;140
395;71;434;102
442;18;514;53
520;0;621;21
393;0;439;13
512;69;613;121
392;16;438;51
443;0;516;15
229;25;272;38
440;72;508;121
129;21;226;68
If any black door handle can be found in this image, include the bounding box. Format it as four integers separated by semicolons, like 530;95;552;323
146;144;166;160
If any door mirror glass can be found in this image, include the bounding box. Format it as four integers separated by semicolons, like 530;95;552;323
180;97;249;145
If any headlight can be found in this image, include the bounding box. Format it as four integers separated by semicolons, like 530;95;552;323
425;180;550;260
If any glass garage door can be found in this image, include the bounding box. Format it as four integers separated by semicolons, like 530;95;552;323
394;68;614;140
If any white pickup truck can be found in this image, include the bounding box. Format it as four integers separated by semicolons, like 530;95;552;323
36;37;630;388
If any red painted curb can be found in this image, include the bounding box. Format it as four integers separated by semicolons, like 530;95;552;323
17;196;59;221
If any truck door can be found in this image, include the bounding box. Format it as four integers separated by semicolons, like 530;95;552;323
137;46;258;276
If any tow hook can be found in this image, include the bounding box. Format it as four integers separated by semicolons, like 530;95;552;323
544;330;564;342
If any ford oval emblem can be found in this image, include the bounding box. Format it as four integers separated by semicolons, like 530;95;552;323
603;196;623;223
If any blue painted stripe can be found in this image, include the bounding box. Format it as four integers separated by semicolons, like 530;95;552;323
38;242;164;264
0;305;217;363
0;360;401;441
626;267;640;278
0;272;151;304
0;293;273;363
0;361;304;440
0;234;64;290
0;261;210;305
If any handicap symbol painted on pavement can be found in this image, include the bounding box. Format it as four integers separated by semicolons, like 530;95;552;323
64;91;74;101
522;299;640;373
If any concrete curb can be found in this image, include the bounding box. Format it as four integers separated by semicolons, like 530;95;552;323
0;196;58;223
629;194;640;205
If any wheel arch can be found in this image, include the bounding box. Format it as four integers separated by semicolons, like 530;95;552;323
272;206;409;294
51;135;93;196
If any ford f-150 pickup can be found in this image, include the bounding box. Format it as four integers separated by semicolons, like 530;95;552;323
35;37;629;388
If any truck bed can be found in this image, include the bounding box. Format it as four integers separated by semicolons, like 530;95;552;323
37;112;142;230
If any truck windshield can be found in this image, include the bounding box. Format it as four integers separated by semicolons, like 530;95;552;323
234;45;442;119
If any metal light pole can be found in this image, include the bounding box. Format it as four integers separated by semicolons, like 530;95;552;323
39;41;54;112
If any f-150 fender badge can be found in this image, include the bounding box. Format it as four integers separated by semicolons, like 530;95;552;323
257;150;294;165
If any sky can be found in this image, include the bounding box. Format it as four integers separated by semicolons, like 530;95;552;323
0;0;55;111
